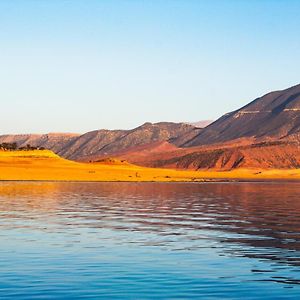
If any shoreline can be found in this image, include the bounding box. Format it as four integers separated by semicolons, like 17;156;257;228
1;178;300;183
1;150;300;182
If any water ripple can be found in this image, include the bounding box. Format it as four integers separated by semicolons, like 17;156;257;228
0;182;300;299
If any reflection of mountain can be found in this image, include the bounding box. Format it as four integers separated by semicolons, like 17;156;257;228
1;182;300;271
0;182;63;213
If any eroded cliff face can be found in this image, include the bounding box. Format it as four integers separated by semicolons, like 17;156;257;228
111;140;300;171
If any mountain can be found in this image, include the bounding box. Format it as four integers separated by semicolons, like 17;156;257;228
2;84;300;171
0;122;201;161
184;84;300;146
112;139;300;171
0;133;79;153
59;122;201;160
112;83;300;171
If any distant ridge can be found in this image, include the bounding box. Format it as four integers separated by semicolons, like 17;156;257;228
0;122;201;161
0;133;79;153
186;120;213;128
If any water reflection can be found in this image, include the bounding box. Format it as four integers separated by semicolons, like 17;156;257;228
0;182;300;298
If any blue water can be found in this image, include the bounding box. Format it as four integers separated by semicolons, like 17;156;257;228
0;182;299;299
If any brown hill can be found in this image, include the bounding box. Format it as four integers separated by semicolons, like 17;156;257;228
0;122;200;161
2;84;300;171
0;133;79;153
115;141;300;171
110;83;300;171
61;122;201;160
184;83;300;146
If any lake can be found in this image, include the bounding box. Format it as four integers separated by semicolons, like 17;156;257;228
0;182;299;299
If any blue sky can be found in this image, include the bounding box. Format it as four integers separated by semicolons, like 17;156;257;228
0;0;299;134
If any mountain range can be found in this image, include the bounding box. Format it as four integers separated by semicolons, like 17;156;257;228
0;122;202;161
1;83;300;170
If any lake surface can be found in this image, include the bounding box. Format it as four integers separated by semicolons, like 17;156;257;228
0;182;300;299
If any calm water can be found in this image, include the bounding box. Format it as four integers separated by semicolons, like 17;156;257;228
0;182;300;299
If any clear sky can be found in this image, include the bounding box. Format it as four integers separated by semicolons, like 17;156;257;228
1;0;299;134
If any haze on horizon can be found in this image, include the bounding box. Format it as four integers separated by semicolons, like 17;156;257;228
1;0;299;134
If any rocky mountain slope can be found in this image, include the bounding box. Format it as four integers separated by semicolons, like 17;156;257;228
112;83;300;170
57;122;202;160
2;83;300;171
184;84;300;146
113;140;300;171
0;122;202;160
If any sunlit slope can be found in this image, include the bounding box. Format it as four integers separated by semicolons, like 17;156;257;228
184;83;300;147
0;150;60;158
1;150;300;181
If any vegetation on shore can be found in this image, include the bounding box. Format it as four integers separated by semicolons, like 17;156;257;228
0;143;44;151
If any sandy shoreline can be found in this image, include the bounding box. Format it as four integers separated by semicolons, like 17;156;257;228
1;150;300;182
1;178;300;183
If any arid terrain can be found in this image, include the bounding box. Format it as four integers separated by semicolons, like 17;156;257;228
1;84;300;177
1;150;300;182
0;122;202;161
